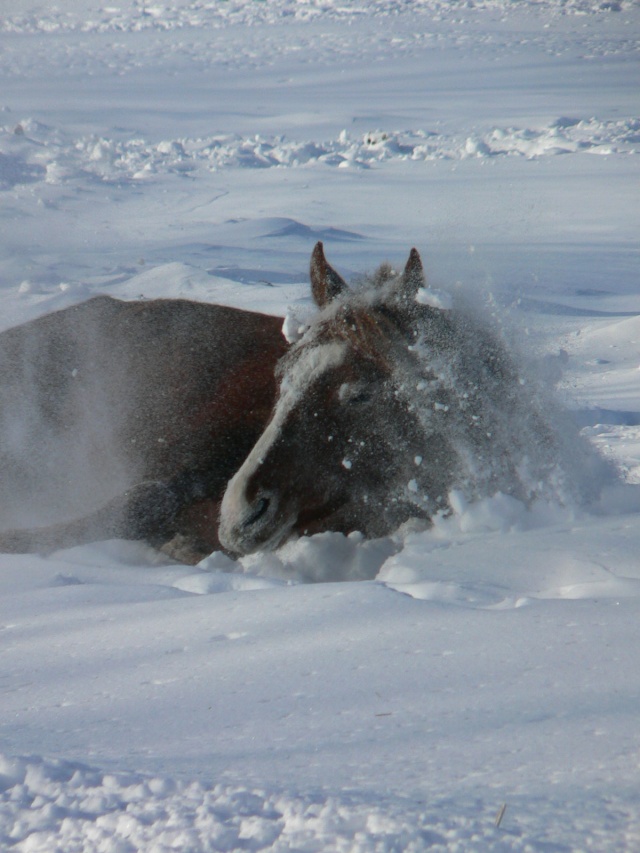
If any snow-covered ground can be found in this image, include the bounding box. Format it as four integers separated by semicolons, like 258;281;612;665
1;0;640;849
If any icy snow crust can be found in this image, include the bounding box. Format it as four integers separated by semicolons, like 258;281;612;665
2;0;640;849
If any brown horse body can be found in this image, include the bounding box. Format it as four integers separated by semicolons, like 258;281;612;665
0;295;286;562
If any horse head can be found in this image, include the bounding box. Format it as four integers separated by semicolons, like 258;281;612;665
220;243;460;554
219;242;586;556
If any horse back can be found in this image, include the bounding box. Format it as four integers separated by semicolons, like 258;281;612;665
0;295;287;529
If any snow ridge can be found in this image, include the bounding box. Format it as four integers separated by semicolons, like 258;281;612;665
2;0;633;34
2;117;637;189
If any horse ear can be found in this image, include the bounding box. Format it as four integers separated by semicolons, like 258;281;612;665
400;248;425;297
310;242;348;307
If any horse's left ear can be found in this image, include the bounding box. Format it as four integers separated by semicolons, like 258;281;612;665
400;248;425;297
310;242;348;307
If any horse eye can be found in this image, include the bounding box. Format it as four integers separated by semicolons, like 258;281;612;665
350;390;373;405
338;383;372;405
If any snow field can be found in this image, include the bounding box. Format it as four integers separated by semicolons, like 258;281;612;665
3;549;640;850
1;0;640;849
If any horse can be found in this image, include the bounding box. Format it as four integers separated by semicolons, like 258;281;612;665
0;296;287;563
219;242;597;555
0;245;598;564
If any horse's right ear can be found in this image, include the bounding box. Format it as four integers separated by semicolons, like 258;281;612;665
310;242;348;307
401;248;425;295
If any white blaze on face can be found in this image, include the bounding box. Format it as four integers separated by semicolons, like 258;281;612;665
277;341;347;415
219;341;348;550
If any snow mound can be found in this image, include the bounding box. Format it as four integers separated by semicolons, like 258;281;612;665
175;552;287;594
238;531;399;584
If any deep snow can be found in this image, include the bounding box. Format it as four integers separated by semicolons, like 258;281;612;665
1;0;640;849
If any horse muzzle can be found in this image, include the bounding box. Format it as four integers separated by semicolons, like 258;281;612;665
218;482;294;555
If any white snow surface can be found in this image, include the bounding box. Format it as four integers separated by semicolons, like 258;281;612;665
1;0;640;849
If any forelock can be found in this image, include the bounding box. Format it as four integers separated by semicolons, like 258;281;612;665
278;266;412;382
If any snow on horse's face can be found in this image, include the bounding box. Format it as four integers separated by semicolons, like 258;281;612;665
219;243;432;555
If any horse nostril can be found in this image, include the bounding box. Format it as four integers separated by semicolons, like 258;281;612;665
244;497;270;528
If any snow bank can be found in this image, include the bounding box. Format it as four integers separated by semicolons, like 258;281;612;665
0;753;507;852
7;750;637;852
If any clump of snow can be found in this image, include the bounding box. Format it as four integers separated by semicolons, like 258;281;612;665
282;302;317;344
238;530;398;583
416;286;453;310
